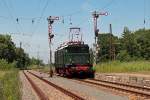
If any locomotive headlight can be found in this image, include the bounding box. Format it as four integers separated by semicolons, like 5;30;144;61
65;49;67;53
71;67;76;70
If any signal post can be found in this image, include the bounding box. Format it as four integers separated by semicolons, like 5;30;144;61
92;11;108;65
47;16;59;77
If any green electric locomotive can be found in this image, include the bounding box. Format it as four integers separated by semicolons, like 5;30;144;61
54;41;95;78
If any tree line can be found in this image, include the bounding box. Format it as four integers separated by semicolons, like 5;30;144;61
97;27;150;62
1;27;149;68
0;34;44;69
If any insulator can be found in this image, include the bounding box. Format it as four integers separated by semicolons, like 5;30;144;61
69;16;72;25
62;16;64;24
32;19;34;24
49;34;54;39
16;18;19;23
50;20;54;24
95;29;99;37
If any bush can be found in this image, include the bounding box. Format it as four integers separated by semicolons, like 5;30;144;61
117;50;131;61
0;59;16;70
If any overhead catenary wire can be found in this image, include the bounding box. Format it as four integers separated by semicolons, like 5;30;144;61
1;0;21;34
52;0;116;44
0;2;86;26
8;0;25;33
0;0;116;20
25;0;52;55
100;0;116;10
31;0;51;36
0;0;117;40
0;16;10;19
0;0;116;36
74;0;116;29
1;0;34;51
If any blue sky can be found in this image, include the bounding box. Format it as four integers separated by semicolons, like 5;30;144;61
0;0;150;63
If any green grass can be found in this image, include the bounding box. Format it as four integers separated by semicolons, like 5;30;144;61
38;66;50;73
0;59;16;70
95;60;150;73
30;65;52;73
0;69;21;100
0;59;21;100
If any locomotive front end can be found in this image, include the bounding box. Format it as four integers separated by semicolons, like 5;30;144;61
55;42;95;78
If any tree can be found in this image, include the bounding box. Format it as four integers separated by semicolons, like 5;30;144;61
121;27;137;57
118;27;150;60
96;27;150;62
0;34;16;63
30;57;44;66
15;47;31;68
97;33;119;62
116;50;131;61
0;34;32;68
134;29;150;60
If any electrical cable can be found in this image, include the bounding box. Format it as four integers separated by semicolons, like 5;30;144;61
74;0;116;29
0;0;116;36
1;0;21;34
100;0;116;10
0;16;10;19
9;0;25;34
31;0;51;36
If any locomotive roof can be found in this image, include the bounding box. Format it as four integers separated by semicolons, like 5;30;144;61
56;41;89;51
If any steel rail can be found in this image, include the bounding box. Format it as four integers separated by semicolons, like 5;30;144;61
23;71;49;100
27;71;85;100
75;79;150;98
90;79;150;92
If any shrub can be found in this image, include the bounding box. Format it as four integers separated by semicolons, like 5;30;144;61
117;50;131;61
0;59;16;70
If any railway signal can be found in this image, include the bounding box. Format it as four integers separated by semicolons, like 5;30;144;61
92;11;108;64
47;16;59;77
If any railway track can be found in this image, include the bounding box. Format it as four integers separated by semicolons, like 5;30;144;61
23;71;49;100
28;70;150;99
91;79;150;92
26;70;85;100
74;78;150;98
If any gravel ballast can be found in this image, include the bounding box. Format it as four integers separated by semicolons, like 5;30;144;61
19;71;39;100
31;70;128;100
26;71;73;100
95;73;150;87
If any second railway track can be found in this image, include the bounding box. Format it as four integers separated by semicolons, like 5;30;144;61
73;78;150;98
25;70;85;100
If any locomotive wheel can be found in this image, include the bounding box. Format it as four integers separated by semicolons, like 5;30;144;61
88;73;95;78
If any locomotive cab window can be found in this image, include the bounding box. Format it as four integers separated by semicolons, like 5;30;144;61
67;45;89;53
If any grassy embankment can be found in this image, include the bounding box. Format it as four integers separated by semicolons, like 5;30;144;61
0;59;21;100
29;65;52;73
95;60;150;74
30;61;150;74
